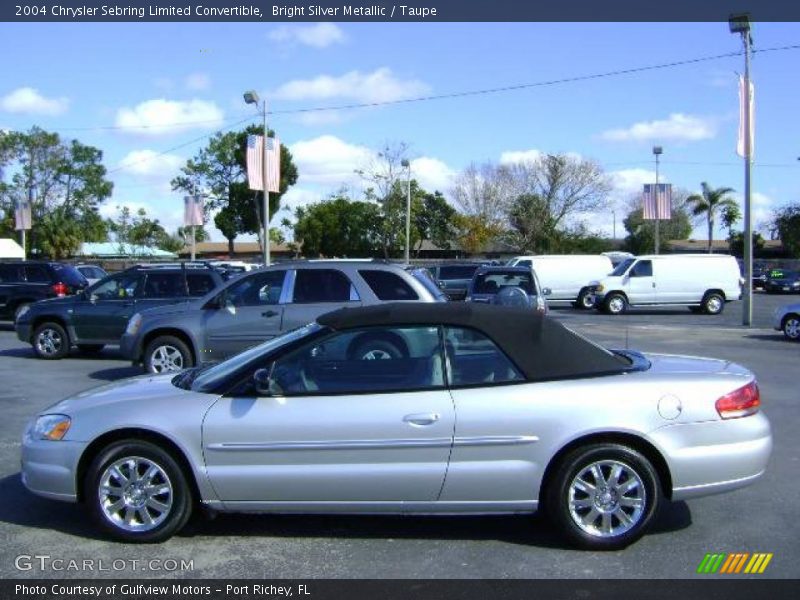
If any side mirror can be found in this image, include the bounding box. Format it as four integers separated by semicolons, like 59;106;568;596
253;367;272;395
542;287;552;296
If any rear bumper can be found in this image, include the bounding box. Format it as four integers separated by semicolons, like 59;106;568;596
650;413;772;500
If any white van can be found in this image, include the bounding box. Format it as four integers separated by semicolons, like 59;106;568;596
591;254;742;315
506;255;614;308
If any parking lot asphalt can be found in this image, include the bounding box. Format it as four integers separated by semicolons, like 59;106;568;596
0;292;797;579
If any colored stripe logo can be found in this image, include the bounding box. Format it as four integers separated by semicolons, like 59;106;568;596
697;553;773;574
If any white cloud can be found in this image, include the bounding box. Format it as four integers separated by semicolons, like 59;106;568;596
499;149;543;165
610;168;661;194
268;23;346;48
115;98;224;134
184;73;211;91
273;68;430;104
410;157;455;192
289;135;372;185
280;187;325;212
601;113;717;143
0;87;68;115
118;150;184;179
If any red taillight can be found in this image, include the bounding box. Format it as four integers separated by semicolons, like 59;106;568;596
52;282;69;297
716;381;760;419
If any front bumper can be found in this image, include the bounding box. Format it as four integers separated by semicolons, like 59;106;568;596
21;432;86;503
650;412;772;500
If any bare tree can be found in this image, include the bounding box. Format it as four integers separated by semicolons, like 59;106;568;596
450;162;513;227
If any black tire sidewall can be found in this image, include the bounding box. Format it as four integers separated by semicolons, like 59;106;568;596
144;336;193;373
85;440;192;543
32;322;70;360
546;444;661;550
702;293;724;315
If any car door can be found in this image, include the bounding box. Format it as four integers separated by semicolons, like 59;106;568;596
71;272;144;342
202;269;287;360
279;268;362;332
202;325;454;506
624;259;655;305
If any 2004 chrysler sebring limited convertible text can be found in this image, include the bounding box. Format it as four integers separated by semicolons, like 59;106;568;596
21;303;772;549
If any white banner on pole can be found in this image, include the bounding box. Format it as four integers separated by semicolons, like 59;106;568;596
15;199;32;231
183;196;204;227
737;75;755;158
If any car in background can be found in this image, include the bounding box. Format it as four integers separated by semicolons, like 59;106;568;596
751;262;770;290
466;266;549;314
121;261;445;373
75;264;108;286
764;268;800;294
428;263;483;301
773;302;800;340
15;263;224;360
506;255;614;309
403;265;449;303
22;303;772;548
0;261;89;323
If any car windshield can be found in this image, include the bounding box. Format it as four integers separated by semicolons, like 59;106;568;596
189;323;323;394
473;271;535;295
610;258;636;276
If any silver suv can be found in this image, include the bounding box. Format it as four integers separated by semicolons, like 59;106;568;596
120;261;445;373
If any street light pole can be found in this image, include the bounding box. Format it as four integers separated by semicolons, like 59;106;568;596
244;90;270;267
730;14;753;326
653;146;663;255
401;159;411;264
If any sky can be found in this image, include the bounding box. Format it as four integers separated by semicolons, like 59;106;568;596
0;21;798;243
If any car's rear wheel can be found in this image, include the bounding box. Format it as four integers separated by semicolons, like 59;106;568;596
702;292;725;315
85;440;192;543
782;314;800;341
144;336;193;374
576;289;595;310
603;293;627;315
78;344;105;354
32;322;70;360
546;444;661;550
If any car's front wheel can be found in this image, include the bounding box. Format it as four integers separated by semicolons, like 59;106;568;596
603;293;627;315
546;444;661;550
782;314;800;341
85;440;192;543
32;321;70;360
702;292;725;315
576;289;595;310
144;336;193;374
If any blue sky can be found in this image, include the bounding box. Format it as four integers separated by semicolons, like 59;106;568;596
1;21;798;242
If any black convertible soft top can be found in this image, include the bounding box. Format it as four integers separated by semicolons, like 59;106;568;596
317;303;630;381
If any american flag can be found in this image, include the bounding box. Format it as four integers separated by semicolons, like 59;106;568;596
14;199;32;231
246;134;281;193
183;195;204;227
642;183;672;220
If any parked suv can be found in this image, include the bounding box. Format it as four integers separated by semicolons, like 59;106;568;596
466;266;550;314
120;261;445;373
15;263;224;360
0;261;88;323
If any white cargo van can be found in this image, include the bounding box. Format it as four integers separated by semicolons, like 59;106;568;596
591;254;742;315
506;255;614;308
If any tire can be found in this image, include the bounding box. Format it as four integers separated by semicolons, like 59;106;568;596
144;336;193;374
347;337;405;361
13;303;31;324
84;440;193;543
782;314;800;341
32;321;70;360
603;293;627;315
702;292;725;315
576;289;595;310
545;443;661;550
78;344;105;354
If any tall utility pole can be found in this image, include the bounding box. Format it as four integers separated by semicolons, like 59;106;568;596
244;90;270;267
401;159;411;264
653;146;663;254
730;14;753;326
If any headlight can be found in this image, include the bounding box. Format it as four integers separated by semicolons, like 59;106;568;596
126;313;143;335
32;415;71;441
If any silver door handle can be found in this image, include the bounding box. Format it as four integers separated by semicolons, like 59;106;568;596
403;413;440;426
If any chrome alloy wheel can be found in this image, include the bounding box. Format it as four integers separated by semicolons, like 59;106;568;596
35;327;64;356
98;457;173;532
705;295;723;314
568;460;646;538
150;345;184;372
784;316;800;340
607;296;625;314
362;349;393;360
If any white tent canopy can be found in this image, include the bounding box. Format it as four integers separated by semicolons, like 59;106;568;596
0;238;24;259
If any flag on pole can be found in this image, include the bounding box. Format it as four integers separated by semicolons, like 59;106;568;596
246;134;281;193
14;199;32;231
737;75;755;158
183;195;204;226
642;184;672;220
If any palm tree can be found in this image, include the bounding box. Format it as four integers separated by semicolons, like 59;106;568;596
686;182;737;253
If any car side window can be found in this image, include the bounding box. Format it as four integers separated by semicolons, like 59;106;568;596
143;273;186;298
292;269;359;304
630;260;653;278
358;269;419;301
91;273;143;300
261;326;444;396
24;266;50;283
225;270;285;307
187;273;216;296
444;327;524;386
0;264;22;282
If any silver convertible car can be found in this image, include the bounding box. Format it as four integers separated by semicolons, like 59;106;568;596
21;303;771;549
